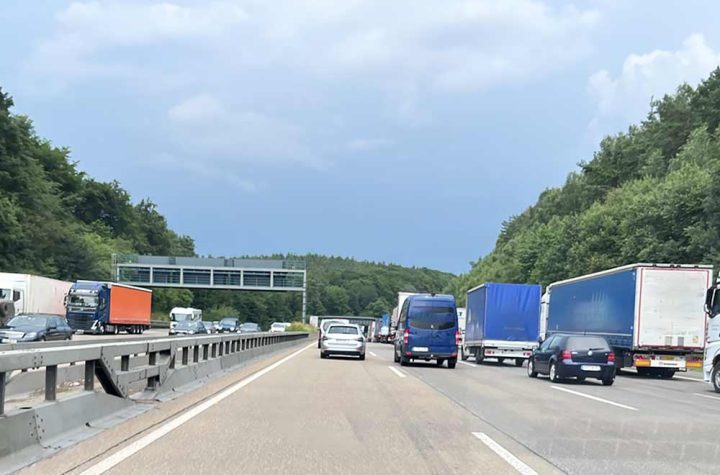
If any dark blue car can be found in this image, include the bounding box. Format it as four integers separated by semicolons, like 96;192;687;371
528;334;616;385
393;294;459;368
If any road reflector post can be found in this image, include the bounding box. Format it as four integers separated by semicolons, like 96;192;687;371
84;360;95;391
45;365;58;401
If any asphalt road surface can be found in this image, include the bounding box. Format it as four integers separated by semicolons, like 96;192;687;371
20;342;720;475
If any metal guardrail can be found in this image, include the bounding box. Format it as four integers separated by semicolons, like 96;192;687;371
0;331;308;416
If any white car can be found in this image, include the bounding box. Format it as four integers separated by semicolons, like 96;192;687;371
269;322;291;333
320;323;366;360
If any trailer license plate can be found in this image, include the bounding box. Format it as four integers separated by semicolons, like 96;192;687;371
581;365;601;371
413;347;428;352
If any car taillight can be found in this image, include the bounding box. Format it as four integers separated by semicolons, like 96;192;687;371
403;328;409;344
455;330;461;345
608;352;615;363
561;350;572;360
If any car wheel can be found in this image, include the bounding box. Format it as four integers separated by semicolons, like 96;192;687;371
400;354;409;366
436;359;445;366
40;336;46;342
447;357;457;369
602;377;614;386
527;358;538;378
393;348;400;363
577;376;586;382
549;362;560;382
461;346;469;361
359;354;365;361
515;359;524;367
320;352;328;359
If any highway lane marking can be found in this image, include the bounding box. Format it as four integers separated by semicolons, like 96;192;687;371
369;351;378;357
675;375;703;382
551;386;638;411
388;366;407;378
79;342;315;475
694;393;720;401
472;432;538;475
459;361;476;368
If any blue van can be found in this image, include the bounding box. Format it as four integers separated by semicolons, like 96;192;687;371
393;294;460;368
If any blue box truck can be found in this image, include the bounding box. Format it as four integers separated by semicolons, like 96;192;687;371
464;283;541;366
542;263;712;378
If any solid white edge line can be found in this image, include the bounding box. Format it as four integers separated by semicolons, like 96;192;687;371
694;393;720;401
79;342;315;475
369;351;377;357
472;432;538;475
675;375;703;382
388;366;407;378
551;385;638;411
459;361;476;368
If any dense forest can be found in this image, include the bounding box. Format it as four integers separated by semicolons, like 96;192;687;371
448;68;720;304
0;88;453;327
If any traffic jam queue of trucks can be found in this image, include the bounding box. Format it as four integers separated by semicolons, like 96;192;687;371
390;263;712;385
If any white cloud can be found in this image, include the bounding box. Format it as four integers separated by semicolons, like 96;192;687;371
346;138;393;152
166;94;326;168
588;34;720;135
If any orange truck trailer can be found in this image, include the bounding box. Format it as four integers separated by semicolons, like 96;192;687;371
66;281;152;334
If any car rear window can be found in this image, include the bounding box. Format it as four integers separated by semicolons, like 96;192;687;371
408;303;457;330
566;336;610;350
327;325;359;335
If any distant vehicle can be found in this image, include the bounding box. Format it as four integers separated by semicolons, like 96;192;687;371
464;283;541;366
170;320;209;336
528;334;616;385
0;314;74;343
218;317;240;333
317;318;350;348
204;321;219;333
269;322;291;332
0;273;72;325
239;322;261;333
169;307;203;330
543;264;711;379
320;323;366;360
390;292;418;334
393;294;459;368
66;281;151;335
377;313;391;343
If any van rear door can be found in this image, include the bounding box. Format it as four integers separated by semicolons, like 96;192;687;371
408;300;457;353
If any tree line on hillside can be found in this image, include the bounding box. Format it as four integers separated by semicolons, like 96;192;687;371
0;87;453;327
447;68;720;304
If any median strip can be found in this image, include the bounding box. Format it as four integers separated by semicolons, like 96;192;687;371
551;386;638;411
472;432;538;475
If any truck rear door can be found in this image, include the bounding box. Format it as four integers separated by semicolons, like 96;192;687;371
636;267;712;350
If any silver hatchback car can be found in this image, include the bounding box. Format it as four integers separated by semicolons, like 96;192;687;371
320;323;366;360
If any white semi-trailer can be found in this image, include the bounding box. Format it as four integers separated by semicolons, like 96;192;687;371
0;273;72;324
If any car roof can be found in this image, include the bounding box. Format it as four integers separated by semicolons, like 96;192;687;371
408;294;455;303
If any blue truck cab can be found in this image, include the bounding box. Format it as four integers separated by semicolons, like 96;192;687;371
393;294;459;368
66;281;110;333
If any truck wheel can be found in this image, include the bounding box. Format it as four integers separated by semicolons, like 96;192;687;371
400;354;410;366
447;357;457;369
461;346;469;361
475;348;485;364
527;358;538;378
515;359;524;367
497;357;505;364
712;361;720;393
549;362;560;382
636;367;650;377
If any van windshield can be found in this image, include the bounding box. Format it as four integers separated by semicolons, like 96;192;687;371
408;303;456;330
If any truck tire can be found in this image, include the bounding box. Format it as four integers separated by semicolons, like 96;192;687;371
475;347;485;364
447;357;457;369
497;357;505;364
400;353;410;366
712;361;720;393
515;359;524;367
461;346;469;361
636;367;650;377
660;369;675;379
527;358;538;378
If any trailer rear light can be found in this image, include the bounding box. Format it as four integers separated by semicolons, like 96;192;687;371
403;328;409;344
451;352;457;357
561;350;572;360
607;352;615;363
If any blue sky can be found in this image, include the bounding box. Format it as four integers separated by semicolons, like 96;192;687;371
2;1;720;274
